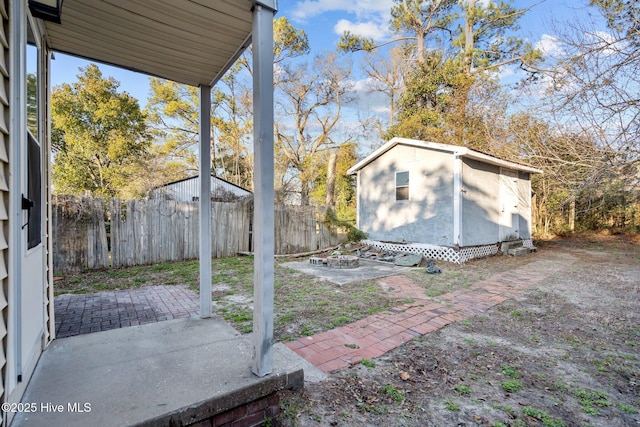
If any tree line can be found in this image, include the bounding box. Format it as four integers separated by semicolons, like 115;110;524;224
50;0;639;235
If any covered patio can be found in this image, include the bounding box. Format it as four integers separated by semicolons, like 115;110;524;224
13;317;308;426
8;0;306;425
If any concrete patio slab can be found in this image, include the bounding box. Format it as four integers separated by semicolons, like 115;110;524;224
282;259;411;285
13;317;303;427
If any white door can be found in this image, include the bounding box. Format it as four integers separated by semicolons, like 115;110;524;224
16;20;46;386
499;168;520;241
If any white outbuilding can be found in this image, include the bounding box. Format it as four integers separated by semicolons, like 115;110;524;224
347;138;543;263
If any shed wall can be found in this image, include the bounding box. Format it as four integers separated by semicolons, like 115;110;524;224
517;171;533;239
461;159;501;246
357;144;454;245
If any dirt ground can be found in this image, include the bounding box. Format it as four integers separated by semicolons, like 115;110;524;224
278;236;640;427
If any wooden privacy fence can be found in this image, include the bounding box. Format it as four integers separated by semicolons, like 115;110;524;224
52;196;343;274
53;196;109;273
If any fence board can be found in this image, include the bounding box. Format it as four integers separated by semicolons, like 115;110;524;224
54;197;344;273
52;196;109;273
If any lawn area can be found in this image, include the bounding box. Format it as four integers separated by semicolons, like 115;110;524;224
55;256;400;342
54;236;640;425
278;237;640;426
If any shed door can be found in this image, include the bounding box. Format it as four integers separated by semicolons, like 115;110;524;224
499;168;520;241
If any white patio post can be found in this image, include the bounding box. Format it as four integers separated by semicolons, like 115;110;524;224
251;1;276;377
199;85;212;318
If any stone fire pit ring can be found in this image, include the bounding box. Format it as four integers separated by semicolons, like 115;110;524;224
326;255;359;269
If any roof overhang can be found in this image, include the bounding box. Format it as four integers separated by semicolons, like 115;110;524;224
38;0;277;87
347;137;543;175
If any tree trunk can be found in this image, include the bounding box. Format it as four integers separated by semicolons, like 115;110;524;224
325;151;337;209
569;198;575;233
300;179;310;206
464;0;476;75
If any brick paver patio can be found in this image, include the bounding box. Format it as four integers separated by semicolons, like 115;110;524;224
286;255;572;372
54;285;200;338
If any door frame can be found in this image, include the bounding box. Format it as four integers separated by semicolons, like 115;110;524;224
499;168;520;241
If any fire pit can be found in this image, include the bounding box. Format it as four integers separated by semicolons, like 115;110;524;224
326;255;359;269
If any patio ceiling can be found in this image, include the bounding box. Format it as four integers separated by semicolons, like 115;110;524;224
39;0;259;87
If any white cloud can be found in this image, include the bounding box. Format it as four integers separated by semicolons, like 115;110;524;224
333;19;387;41
498;66;515;80
590;30;616;44
536;34;564;57
459;0;492;7
290;0;393;21
348;77;392;115
587;30;624;56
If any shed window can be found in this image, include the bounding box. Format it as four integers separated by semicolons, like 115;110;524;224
396;171;409;201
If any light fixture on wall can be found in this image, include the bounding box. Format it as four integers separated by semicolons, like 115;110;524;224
28;0;63;24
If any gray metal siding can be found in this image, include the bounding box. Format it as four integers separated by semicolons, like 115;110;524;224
151;176;251;202
358;144;454;245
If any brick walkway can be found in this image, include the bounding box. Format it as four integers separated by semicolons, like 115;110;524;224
286;256;571;373
54;285;200;338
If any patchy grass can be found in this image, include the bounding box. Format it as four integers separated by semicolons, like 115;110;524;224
380;385;404;403
55;255;397;342
360;359;375;368
574;388;611;415
454;384;472;395
54;260;200;295
501;379;523;393
278;238;640;427
404;254;532;298
444;401;460;412
56;237;640;427
522;406;566;427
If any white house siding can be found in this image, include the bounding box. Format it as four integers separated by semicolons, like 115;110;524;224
357;144;454;245
460;159;502;246
0;2;9;410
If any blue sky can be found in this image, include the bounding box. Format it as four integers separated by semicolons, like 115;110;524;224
49;0;601;109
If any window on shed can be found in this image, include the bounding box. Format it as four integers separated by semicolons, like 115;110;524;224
396;171;409;201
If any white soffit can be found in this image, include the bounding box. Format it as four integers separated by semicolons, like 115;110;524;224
41;0;256;87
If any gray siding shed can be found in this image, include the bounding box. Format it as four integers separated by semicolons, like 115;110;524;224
348;138;542;249
150;175;252;202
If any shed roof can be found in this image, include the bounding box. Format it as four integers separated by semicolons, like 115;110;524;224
347;137;543;175
154;174;252;194
38;0;276;87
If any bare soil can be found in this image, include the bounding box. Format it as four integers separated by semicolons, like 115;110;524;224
278;236;640;427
